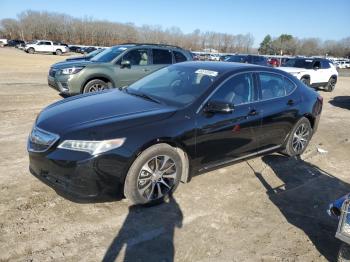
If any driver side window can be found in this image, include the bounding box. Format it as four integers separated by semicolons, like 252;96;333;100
122;49;149;66
211;73;255;106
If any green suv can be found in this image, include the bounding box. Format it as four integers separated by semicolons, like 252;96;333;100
48;44;193;95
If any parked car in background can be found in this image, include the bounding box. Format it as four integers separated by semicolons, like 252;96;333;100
79;46;97;54
25;40;69;55
0;39;8;47
225;54;269;66
29;62;323;205
268;57;280;67
279;58;338;92
328;194;350;262
63;48;106;62
48;43;193;95
68;46;81;53
7;39;25;47
220;54;234;61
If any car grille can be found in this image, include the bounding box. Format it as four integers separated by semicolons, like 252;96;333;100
27;127;59;152
49;68;58;77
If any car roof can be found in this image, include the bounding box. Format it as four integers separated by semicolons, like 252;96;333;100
175;61;264;74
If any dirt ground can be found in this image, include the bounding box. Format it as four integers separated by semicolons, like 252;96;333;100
1;47;350;262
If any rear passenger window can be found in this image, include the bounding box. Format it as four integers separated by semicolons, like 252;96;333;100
284;77;296;95
152;49;172;64
173;51;187;63
321;60;331;69
259;73;285;100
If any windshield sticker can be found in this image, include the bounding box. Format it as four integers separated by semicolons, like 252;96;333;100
195;69;218;77
118;47;128;50
305;59;313;62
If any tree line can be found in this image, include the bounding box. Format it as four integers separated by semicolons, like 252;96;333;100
259;34;350;58
0;10;254;53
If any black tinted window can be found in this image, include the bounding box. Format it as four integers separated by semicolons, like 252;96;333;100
123;49;149;66
174;51;187;63
313;61;321;69
259;73;285;100
321;60;330;69
153;49;172;64
211;73;255;105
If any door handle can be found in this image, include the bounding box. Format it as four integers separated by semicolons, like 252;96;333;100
287;99;294;106
247;109;259;116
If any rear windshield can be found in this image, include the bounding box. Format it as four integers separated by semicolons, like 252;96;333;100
225;55;247;63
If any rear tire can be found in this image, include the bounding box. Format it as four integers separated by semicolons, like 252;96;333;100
338;243;350;262
83;79;108;93
28;48;35;54
55;49;62;55
325;77;336;92
281;117;312;157
124;143;183;206
300;77;310;86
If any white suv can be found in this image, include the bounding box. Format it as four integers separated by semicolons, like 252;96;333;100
279;58;338;92
25;40;68;55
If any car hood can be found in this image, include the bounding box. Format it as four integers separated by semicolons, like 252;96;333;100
51;60;93;69
36;90;177;135
279;67;308;73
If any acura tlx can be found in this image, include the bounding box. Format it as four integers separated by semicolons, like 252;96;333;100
28;62;322;205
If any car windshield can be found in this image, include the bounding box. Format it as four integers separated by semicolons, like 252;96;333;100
225;55;247;63
126;64;220;107
90;45;130;62
283;59;314;69
86;48;105;58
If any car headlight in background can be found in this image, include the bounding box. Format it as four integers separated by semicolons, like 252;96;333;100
60;66;84;75
336;199;350;244
58;138;126;155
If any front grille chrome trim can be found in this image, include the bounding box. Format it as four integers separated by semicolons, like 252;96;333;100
27;126;60;153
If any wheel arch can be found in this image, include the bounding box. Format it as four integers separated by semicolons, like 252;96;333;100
303;113;315;129
81;75;114;93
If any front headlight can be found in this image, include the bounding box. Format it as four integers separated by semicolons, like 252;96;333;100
57;138;126;155
60;66;84;75
336;199;350;244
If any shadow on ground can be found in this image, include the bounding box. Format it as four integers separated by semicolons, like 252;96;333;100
253;155;350;261
103;195;183;262
329;96;350;110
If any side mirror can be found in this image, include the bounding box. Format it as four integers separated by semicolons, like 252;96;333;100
314;66;320;70
121;60;131;68
204;100;234;114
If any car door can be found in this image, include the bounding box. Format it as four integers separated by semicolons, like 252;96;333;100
310;60;323;84
253;72;300;151
35;41;46;52
195;72;261;168
114;48;152;87
320;60;332;83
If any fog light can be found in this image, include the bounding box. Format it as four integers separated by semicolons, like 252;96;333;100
336;199;350;244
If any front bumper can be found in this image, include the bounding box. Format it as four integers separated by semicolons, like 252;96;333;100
28;147;133;200
47;71;82;96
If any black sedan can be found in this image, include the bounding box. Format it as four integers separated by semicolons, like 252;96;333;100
27;62;323;205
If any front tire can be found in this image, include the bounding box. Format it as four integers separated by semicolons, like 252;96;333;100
325;77;336;92
282;117;312;157
83;79;108;93
27;48;35;54
55;49;62;55
338;243;350;262
124;143;183;205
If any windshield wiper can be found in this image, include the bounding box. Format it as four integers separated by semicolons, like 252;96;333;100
125;89;161;104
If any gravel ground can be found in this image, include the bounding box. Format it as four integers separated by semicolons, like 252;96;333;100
1;48;350;262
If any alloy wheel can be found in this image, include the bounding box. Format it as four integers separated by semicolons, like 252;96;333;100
88;83;106;92
137;155;177;200
292;123;310;153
